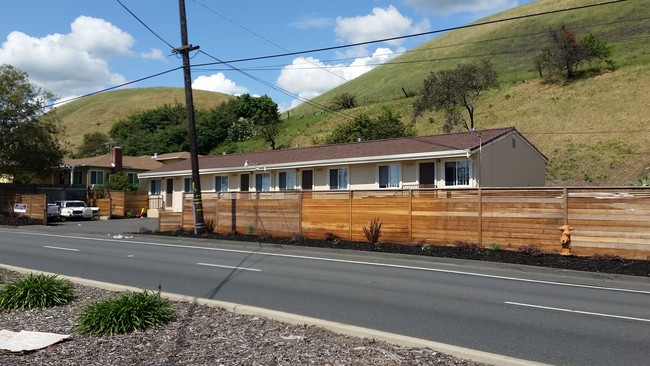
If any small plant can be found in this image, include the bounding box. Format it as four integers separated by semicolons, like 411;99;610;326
455;241;483;252
518;244;543;256
589;253;625;262
323;232;341;246
488;242;502;251
246;225;256;235
290;232;306;243
0;273;74;310
362;217;382;246
421;243;433;254
75;290;175;336
203;216;216;233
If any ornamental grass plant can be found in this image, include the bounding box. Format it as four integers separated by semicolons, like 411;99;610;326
75;290;175;336
0;273;74;310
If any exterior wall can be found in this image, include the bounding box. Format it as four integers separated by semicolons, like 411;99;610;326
351;164;375;190
479;133;546;187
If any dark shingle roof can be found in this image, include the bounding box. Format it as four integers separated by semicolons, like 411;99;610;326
143;128;522;176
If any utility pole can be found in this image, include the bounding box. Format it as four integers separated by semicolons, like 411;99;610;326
175;0;203;234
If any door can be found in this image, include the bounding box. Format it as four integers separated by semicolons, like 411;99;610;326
301;170;313;190
240;173;250;192
165;179;174;208
419;162;435;188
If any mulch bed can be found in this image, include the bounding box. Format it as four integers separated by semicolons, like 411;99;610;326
155;229;650;277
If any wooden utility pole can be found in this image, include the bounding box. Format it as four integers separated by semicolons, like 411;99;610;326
175;0;203;233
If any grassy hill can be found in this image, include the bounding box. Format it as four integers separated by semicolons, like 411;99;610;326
55;0;650;186
275;0;650;186
55;87;232;152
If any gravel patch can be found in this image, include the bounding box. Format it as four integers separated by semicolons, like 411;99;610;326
1;269;489;366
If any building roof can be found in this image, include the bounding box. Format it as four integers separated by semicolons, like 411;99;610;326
140;127;543;178
63;154;164;171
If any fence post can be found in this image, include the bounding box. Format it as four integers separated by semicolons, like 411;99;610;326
477;188;483;246
409;189;413;243
563;187;569;225
298;191;303;236
348;190;353;241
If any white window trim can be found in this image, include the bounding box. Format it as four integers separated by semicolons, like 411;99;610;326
90;170;105;185
378;163;401;189
215;175;229;192
443;160;471;187
277;170;296;191
328;166;349;190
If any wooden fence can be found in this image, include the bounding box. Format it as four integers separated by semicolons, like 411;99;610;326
160;187;650;260
13;194;47;223
89;191;149;218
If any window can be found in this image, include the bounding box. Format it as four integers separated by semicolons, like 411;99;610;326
378;164;400;188
215;176;229;192
127;172;139;186
444;161;469;186
72;171;83;185
90;170;104;185
183;178;193;193
278;171;296;191
329;168;348;190
255;173;271;191
419;162;435;188
150;179;162;195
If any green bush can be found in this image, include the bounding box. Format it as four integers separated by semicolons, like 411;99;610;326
362;217;382;246
75;290;175;336
0;273;74;310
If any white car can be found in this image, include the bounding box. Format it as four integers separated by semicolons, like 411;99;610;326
53;200;99;221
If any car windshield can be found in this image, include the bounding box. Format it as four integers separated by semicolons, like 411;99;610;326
67;202;86;207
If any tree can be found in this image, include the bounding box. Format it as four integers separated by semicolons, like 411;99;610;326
536;25;613;80
75;132;112;158
330;92;357;110
102;173;138;191
325;107;412;144
413;59;497;132
0;64;65;183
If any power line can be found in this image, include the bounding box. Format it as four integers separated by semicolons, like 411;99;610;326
192;0;631;67
190;0;350;83
115;0;176;50
47;67;182;108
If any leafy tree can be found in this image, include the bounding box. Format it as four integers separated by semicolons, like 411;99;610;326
0;64;65;183
330;92;357;110
220;94;280;149
102;173;138;191
536;25;613;79
413;59;497;132
75;132;112;158
109;103;190;156
325;107;412;144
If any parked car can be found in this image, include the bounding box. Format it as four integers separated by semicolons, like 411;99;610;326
53;200;99;221
46;203;61;221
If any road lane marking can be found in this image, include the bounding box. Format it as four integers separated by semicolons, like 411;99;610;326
4;230;650;295
43;245;79;252
197;262;261;272
505;301;650;323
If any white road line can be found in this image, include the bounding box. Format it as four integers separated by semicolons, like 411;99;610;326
505;301;650;323
43;245;79;252
4;230;649;295
197;262;261;272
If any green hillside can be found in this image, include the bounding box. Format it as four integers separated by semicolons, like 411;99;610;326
55;87;232;151
276;0;650;186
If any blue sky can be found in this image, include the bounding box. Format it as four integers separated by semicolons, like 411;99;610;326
1;0;533;111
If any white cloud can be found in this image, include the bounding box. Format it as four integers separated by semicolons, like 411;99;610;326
403;0;519;15
0;16;142;99
192;73;248;95
276;48;398;108
290;15;333;30
66;16;134;58
335;5;430;46
141;48;165;60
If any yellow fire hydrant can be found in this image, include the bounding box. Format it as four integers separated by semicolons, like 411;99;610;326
559;225;573;255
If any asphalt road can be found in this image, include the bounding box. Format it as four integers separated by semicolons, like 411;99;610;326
1;220;649;365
